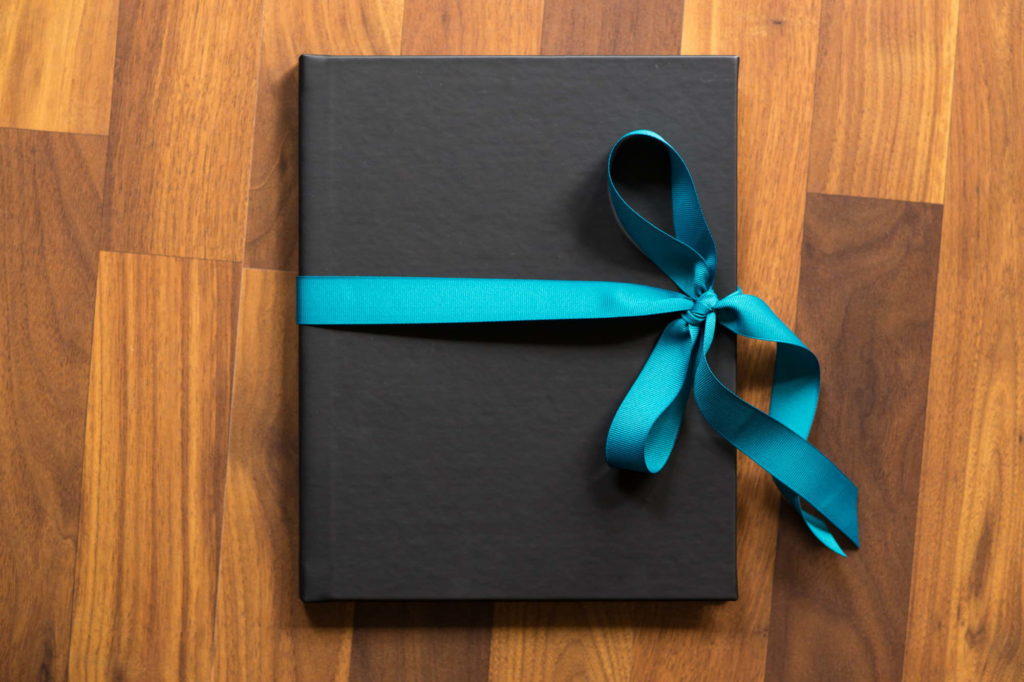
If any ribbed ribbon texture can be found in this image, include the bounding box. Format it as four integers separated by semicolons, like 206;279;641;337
297;130;859;554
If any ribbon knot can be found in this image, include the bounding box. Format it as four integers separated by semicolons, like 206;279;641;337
682;289;718;326
295;129;859;555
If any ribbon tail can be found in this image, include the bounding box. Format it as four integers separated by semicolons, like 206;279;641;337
605;319;697;473
696;301;859;553
775;481;848;556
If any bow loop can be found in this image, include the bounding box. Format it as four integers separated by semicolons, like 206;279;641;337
608;130;717;297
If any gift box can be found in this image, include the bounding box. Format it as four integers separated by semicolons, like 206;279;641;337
298;55;740;600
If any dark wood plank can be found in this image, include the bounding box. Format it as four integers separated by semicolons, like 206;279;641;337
104;0;263;261
765;193;942;681
0;128;105;681
401;0;544;54
903;1;1024;678
349;603;493;682
807;0;957;203
540;0;684;54
244;0;404;271
0;0;118;134
68;252;239;679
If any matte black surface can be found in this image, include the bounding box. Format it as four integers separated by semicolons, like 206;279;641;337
299;56;738;600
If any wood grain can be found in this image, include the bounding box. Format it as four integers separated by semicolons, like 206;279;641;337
103;0;263;261
0;129;105;681
490;604;636;681
401;0;544;55
212;268;353;680
626;606;754;682
807;0;958;204
903;1;1024;678
0;0;118;134
348;603;492;682
244;0;405;271
68;252;239;680
766;194;943;681
540;0;684;54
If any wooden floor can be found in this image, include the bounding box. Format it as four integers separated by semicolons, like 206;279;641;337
1;1;1020;680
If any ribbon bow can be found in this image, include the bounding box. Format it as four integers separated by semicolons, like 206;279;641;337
297;130;859;554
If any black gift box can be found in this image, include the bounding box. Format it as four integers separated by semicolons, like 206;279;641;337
299;55;738;600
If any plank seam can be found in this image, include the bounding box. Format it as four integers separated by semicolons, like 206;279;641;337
96;248;243;266
805;191;945;210
64;248;107;681
208;259;247;680
0;126;109;139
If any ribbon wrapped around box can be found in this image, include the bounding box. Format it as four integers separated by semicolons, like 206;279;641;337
297;130;859;555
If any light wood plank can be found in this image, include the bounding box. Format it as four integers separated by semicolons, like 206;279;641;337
766;194;942;680
624;4;824;680
807;0;958;203
69;252;239;680
540;0;684;54
903;1;1024;678
0;0;118;134
244;0;405;271
400;0;544;54
212;268;352;680
0;128;105;681
104;0;263;261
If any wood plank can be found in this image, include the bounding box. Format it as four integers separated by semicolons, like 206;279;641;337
807;0;958;203
212;268;352;680
903;1;1024;678
244;0;404;271
104;0;263;261
68;252;239;680
348;603;492;682
0;0;118;134
765;193;943;681
400;0;543;55
0;129;105;681
629;3;825;679
490;604;635;681
540;0;684;54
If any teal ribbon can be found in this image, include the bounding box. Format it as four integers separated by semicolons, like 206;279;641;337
297;130;858;555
